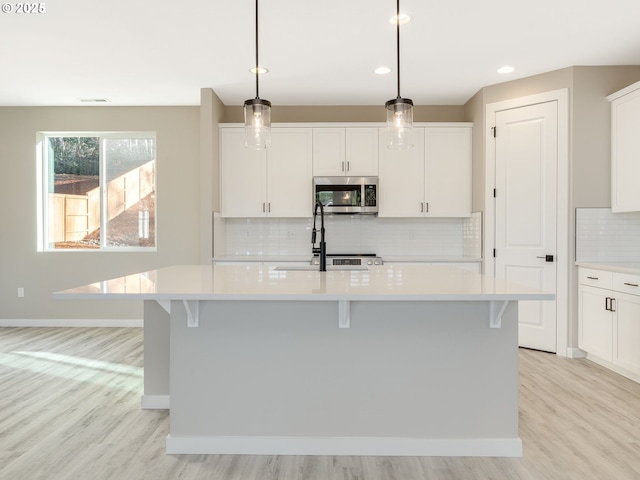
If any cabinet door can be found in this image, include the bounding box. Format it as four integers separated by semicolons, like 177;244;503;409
345;128;378;176
378;128;425;217
312;128;345;176
220;128;267;217
614;292;640;374
268;128;313;217
579;285;613;361
611;87;640;212
425;127;472;217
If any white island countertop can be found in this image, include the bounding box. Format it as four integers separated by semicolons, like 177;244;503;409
54;263;553;457
54;264;553;302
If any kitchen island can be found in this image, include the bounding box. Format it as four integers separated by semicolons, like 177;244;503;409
54;264;553;457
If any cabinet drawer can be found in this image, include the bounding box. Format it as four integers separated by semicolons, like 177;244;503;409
579;268;613;289
613;273;640;296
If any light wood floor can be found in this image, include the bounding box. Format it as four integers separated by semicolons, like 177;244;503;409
1;327;639;480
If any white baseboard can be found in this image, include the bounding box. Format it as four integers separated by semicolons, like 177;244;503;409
0;319;143;328
141;395;170;410
165;435;522;457
566;347;587;359
585;354;640;384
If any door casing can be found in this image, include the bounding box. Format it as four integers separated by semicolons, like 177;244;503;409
485;89;569;357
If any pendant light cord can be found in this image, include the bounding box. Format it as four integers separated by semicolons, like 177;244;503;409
396;0;401;99
255;0;260;99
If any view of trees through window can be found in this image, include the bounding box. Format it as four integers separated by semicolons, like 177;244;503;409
44;134;156;250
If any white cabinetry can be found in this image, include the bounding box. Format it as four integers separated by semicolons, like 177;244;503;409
378;125;472;217
578;266;640;381
608;81;640;213
312;128;378;176
220;127;312;218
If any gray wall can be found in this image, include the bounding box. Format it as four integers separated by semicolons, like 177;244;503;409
0;106;200;320
4;66;640;326
200;89;225;262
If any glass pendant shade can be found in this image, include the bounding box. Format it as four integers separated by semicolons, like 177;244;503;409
385;0;413;150
244;0;271;150
385;96;414;149
244;98;271;149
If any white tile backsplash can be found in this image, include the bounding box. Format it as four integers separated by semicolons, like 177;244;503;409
576;208;640;262
223;214;483;258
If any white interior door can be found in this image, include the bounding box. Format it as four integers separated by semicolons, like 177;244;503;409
495;102;558;352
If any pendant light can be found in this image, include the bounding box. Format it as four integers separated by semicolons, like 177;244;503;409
385;0;413;149
244;0;271;149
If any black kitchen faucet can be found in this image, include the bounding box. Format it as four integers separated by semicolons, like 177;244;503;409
311;201;327;271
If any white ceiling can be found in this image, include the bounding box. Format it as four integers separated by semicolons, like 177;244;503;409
2;0;640;107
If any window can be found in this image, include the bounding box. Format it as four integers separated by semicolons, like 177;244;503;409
37;132;156;251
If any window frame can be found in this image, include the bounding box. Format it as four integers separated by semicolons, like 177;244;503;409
37;131;157;252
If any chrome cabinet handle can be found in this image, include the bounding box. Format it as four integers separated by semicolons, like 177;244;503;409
586;276;599;280
624;282;639;287
342;162;345;172
346;161;350;172
263;202;266;213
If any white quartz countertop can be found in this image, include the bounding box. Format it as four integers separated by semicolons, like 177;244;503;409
54;264;553;302
212;256;482;264
576;261;640;275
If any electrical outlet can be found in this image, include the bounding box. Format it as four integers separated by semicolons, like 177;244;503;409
18;287;24;298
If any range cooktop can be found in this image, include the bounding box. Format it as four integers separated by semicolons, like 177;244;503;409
311;253;383;266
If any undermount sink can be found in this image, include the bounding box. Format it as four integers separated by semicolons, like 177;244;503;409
273;265;369;272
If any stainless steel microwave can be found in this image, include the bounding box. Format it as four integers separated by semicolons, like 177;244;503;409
313;176;378;214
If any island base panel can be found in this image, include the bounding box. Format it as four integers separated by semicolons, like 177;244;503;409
142;300;170;409
167;300;520;456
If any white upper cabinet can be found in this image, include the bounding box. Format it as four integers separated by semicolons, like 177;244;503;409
313;127;378;176
378;125;472;217
426;127;472;217
220;128;266;218
268;128;313;217
378;128;426;217
608;81;640;212
220;127;312;218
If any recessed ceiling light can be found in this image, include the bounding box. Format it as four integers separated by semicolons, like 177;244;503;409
497;65;515;74
389;13;411;25
79;98;109;103
374;66;392;75
249;67;269;74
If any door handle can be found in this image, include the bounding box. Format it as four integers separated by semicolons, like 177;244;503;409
536;255;554;262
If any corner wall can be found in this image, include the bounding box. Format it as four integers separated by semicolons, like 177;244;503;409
200;89;225;263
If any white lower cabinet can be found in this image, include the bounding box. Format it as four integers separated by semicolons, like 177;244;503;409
614;293;640;373
579;285;614;361
578;267;640;380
